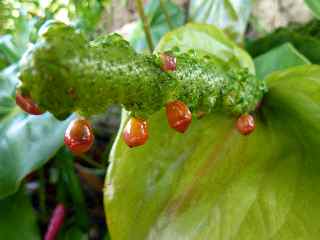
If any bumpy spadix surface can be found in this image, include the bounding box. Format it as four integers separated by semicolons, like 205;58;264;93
18;22;265;119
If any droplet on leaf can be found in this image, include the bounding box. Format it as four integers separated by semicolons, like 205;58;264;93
166;100;192;133
123;117;148;148
236;114;256;135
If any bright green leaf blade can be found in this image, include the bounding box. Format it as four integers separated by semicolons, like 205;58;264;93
104;24;320;240
254;43;310;79
189;0;253;42
305;0;320;19
0;66;73;198
0;187;40;239
246;20;320;64
0;110;72;198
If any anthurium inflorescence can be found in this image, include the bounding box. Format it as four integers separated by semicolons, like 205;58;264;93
17;21;266;148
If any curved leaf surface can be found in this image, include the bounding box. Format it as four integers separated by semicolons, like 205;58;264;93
246;20;320;64
254;43;310;79
0;187;40;239
104;24;320;240
305;0;320;19
0;66;73;198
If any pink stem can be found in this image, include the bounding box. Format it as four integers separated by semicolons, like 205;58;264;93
44;203;66;240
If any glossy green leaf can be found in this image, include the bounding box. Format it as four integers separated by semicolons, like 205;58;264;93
0;66;73;198
104;24;320;239
246;20;320;64
305;0;320;19
188;0;253;42
0;187;40;239
254;43;310;79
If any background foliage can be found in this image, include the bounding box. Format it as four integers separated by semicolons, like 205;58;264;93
1;0;320;239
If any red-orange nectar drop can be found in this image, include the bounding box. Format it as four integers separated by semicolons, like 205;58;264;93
123;117;148;148
16;91;43;115
236;114;256;135
166;100;192;133
160;53;176;72
64;118;94;155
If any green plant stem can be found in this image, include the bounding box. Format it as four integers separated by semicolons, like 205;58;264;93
79;154;105;169
159;0;174;29
57;149;89;230
135;0;154;52
185;0;191;23
38;167;47;219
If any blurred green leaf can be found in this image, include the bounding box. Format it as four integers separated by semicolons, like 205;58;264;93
104;233;111;240
11;10;35;56
254;43;310;79
0;1;14;35
0;187;40;239
127;0;184;52
104;24;320;240
0;6;36;67
305;0;320;19
246;20;320;64
0;67;73;198
0;36;21;66
58;226;88;240
56;149;89;229
0;65;18;118
69;0;110;34
0;0;108;198
0;0;108;69
189;0;253;42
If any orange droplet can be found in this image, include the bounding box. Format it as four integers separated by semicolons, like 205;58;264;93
160;53;176;72
236;114;256;135
16;91;43;115
166;100;192;133
64;118;94;155
123;117;148;148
